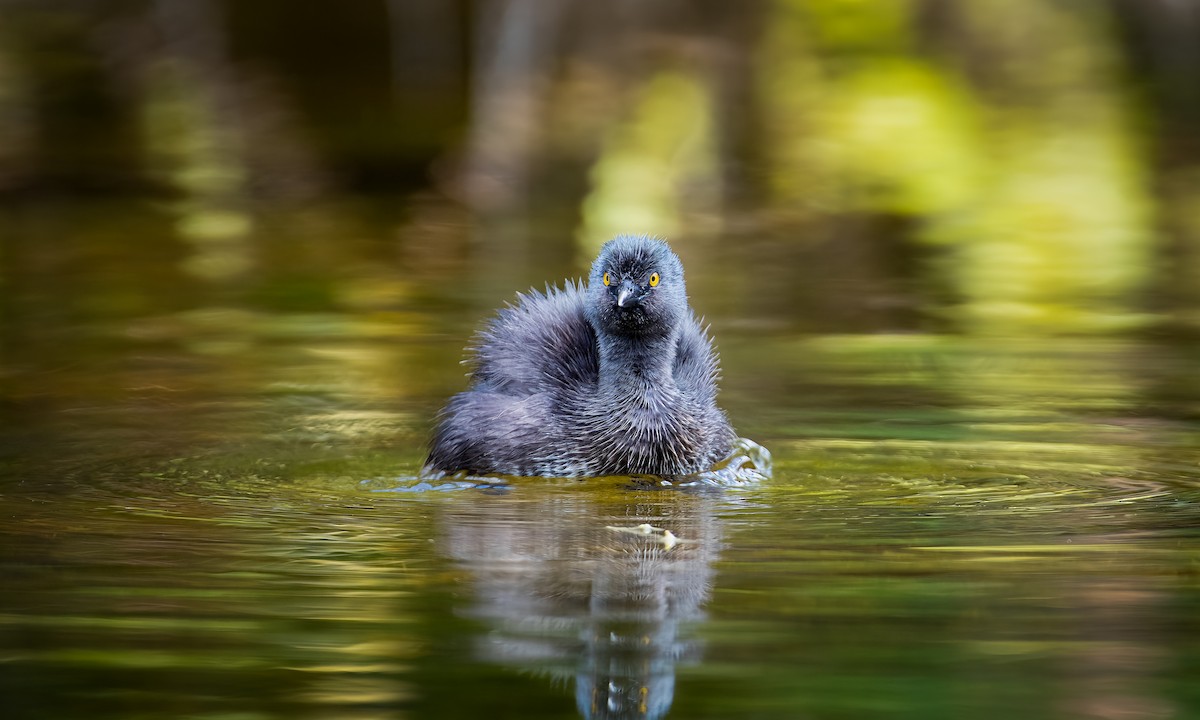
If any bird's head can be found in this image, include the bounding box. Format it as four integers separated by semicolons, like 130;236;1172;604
585;235;688;339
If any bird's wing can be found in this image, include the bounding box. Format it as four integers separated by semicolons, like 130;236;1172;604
673;314;721;399
468;281;599;395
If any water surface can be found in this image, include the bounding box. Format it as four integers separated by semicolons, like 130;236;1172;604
3;297;1198;719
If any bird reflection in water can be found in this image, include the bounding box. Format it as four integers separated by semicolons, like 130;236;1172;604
438;488;722;719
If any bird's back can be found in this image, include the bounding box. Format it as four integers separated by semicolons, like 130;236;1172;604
469;281;599;396
472;283;720;404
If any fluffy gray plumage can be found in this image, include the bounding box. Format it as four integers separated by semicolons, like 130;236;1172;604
424;235;735;477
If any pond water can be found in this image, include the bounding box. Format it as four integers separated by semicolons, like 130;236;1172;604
3;207;1200;720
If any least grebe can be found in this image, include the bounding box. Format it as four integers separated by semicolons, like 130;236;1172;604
424;235;735;477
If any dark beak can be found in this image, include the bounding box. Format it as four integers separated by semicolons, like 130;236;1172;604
615;279;642;308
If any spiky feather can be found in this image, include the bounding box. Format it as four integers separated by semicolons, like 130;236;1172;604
425;236;734;477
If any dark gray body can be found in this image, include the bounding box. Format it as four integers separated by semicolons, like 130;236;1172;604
425;236;735;477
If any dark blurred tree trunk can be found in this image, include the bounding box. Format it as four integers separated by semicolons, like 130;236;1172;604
458;0;571;291
225;0;464;194
1;0;149;193
1110;0;1200;324
702;0;770;214
1110;0;1200;417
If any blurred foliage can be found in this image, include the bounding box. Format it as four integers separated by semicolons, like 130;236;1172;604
579;70;719;254
2;0;1200;337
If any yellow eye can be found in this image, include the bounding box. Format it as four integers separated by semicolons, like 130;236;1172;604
649;272;660;287
602;272;611;286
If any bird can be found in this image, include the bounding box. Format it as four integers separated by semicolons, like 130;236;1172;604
424;234;735;478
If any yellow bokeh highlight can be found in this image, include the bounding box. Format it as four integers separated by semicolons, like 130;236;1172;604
577;71;718;256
